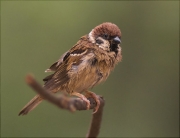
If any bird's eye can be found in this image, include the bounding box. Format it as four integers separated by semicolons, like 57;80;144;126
103;34;109;39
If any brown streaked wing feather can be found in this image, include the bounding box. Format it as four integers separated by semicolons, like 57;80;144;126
43;35;92;92
45;51;70;72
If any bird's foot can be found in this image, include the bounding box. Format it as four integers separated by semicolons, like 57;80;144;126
85;91;100;114
71;92;90;110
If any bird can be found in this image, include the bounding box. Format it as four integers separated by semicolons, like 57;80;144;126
19;22;122;115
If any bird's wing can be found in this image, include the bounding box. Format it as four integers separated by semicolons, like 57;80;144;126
43;35;93;91
44;51;70;73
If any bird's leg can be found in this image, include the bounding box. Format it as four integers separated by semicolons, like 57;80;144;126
85;91;100;114
71;92;90;110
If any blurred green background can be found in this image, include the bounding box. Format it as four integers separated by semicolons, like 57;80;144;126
1;1;179;137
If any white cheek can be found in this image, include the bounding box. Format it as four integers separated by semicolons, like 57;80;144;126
96;37;110;51
88;30;95;43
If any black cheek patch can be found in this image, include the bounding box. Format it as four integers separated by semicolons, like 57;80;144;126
96;39;103;44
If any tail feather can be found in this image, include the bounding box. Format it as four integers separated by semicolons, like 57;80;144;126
19;95;42;116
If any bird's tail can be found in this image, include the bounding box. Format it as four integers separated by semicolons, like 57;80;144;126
19;95;42;116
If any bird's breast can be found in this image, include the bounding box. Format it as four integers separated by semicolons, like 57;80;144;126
67;51;116;93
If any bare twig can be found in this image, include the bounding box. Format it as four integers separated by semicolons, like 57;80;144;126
25;74;105;138
86;97;105;138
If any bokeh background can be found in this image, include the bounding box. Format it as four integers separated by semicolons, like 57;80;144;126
1;1;179;137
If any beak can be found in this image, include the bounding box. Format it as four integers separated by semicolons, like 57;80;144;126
113;36;121;44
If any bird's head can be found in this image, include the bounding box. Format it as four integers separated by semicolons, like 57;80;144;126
89;22;121;54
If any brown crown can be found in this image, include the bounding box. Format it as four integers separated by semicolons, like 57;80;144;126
92;22;121;38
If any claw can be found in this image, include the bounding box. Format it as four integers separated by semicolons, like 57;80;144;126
85;91;100;114
71;92;90;110
82;97;90;110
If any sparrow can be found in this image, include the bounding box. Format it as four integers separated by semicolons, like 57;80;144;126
19;22;122;115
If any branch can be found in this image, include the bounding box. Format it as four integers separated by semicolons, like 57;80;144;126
25;74;105;138
86;97;105;138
